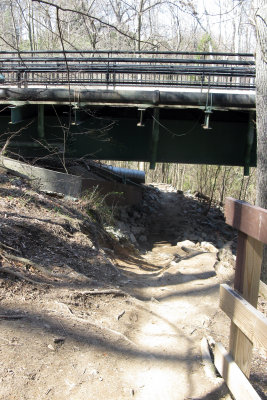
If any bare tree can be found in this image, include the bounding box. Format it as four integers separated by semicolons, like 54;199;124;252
255;0;267;282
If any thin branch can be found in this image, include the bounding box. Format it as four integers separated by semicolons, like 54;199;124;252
0;120;35;156
31;0;155;47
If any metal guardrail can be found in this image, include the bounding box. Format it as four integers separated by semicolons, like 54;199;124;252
0;50;255;90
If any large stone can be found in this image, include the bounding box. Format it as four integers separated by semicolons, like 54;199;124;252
177;240;197;248
138;235;147;242
217;243;236;266
129;233;137;243
200;241;218;253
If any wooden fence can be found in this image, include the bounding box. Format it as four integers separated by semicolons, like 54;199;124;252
213;197;267;400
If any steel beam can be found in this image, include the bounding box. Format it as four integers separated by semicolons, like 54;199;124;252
0;89;255;110
244;111;255;176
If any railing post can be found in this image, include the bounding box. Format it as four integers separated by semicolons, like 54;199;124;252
106;52;110;87
24;71;28;88
225;197;266;377
17;70;22;88
229;233;263;377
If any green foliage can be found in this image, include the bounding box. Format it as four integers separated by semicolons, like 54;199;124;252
197;33;213;52
82;186;122;226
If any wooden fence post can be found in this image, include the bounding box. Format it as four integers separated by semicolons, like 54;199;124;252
225;197;266;377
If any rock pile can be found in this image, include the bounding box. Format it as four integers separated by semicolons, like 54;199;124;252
108;185;162;246
110;183;236;267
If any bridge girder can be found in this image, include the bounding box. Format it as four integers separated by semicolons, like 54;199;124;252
0;89;256;172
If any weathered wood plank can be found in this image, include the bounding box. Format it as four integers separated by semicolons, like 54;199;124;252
242;236;263;307
220;284;267;350
233;231;248;293
225;197;267;244
214;342;261;400
229;325;253;377
229;234;263;377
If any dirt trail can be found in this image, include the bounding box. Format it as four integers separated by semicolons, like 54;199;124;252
0;177;266;400
113;188;230;400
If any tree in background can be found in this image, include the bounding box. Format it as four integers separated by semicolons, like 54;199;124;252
255;0;267;282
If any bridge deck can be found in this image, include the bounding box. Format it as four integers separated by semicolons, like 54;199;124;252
0;50;255;91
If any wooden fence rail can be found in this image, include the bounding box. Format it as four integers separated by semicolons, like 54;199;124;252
213;197;267;400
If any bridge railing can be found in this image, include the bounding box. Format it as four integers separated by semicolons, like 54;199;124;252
0;50;255;90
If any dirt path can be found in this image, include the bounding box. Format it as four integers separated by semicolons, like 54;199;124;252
112;188;230;400
0;179;266;400
1;247;228;400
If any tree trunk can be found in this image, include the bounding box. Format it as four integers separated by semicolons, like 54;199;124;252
255;2;267;282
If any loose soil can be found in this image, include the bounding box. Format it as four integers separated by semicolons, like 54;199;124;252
0;171;266;400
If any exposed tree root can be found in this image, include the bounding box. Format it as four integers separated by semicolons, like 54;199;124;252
74;288;128;297
0;242;20;254
1;251;54;276
0;265;50;286
54;300;136;346
0;315;25;320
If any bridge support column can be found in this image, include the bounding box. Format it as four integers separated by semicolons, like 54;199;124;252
244;111;255;176
38;104;45;139
149;108;160;169
9;105;36;125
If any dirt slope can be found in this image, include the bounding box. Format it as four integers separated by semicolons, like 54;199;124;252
0;171;266;400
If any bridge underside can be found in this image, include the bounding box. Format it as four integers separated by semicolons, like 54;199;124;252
0;88;256;170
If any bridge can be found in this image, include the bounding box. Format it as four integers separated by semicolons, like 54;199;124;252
0;50;256;171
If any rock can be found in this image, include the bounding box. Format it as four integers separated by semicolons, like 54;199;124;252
90;369;99;377
120;208;129;220
133;211;141;219
216;239;224;249
200;241;218;253
117;221;127;231
177;240;196;249
214;261;235;282
53;337;65;344
48;344;55;351
138;235;147;242
12;178;22;187
106;226;125;240
129;233;136;243
189;234;200;241
131;226;144;235
217;243;236;266
169;260;179;267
